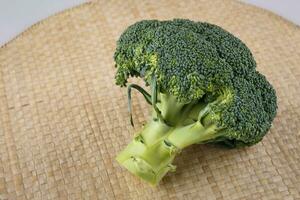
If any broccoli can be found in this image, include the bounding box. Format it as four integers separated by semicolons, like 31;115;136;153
114;19;277;185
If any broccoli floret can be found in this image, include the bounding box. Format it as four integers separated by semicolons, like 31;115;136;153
114;19;277;185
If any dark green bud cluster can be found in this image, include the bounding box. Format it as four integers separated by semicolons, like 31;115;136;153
114;19;277;147
216;72;277;146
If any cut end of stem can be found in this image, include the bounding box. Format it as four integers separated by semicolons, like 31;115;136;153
116;155;173;186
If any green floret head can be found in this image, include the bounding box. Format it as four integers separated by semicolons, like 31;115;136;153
169;19;257;76
197;71;277;147
114;19;256;103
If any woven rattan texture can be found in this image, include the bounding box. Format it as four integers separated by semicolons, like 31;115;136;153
0;1;300;199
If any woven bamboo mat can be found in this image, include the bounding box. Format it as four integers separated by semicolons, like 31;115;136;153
0;0;300;199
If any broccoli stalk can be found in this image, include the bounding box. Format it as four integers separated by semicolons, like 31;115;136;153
159;93;186;125
116;119;220;185
116;89;230;185
116;123;176;185
114;19;277;185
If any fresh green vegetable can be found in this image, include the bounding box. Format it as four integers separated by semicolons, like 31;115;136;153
114;19;277;185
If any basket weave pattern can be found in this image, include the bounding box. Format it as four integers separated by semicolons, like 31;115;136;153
0;1;300;199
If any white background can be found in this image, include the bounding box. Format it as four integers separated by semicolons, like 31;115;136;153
0;0;299;46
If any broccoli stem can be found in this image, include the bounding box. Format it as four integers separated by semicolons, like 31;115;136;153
167;122;218;149
116;120;177;185
116;117;219;185
159;93;186;126
140;119;171;145
117;91;224;185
